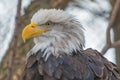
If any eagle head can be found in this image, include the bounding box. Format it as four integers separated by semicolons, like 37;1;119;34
22;9;85;60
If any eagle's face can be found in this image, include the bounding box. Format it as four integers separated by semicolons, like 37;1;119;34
22;9;70;41
22;9;85;60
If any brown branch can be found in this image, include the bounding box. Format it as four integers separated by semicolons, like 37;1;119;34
7;0;22;80
101;0;120;54
112;40;120;48
51;0;69;9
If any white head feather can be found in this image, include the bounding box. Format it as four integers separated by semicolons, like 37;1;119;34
27;9;85;61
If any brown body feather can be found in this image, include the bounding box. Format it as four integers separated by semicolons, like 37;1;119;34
22;48;120;80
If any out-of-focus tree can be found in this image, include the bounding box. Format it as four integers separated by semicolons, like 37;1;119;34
110;0;120;71
7;0;22;80
96;0;120;71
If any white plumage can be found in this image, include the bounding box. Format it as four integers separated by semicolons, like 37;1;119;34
27;9;85;60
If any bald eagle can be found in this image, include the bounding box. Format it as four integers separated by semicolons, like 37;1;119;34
22;9;120;80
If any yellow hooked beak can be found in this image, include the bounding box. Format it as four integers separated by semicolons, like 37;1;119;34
22;22;48;42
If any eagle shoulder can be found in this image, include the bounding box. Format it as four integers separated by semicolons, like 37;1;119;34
22;48;120;80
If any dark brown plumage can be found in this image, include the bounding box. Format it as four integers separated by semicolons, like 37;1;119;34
22;48;120;80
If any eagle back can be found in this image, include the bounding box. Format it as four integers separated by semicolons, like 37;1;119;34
22;48;120;80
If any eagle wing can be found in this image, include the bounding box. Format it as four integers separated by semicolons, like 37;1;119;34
22;48;120;80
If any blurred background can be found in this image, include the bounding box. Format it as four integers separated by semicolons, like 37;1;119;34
0;0;120;80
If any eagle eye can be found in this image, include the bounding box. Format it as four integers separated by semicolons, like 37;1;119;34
46;21;52;25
